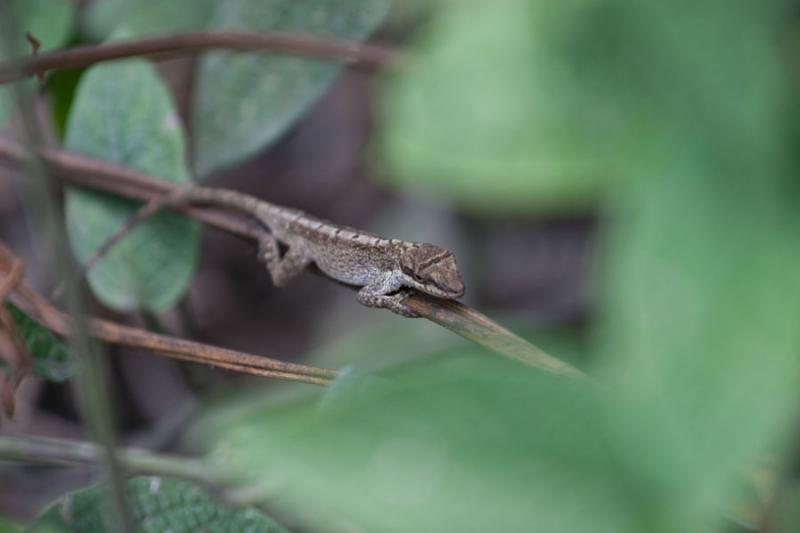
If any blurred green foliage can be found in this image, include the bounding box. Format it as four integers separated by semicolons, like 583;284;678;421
203;356;623;532
26;477;287;532
198;0;800;531
379;0;614;213
64;60;199;313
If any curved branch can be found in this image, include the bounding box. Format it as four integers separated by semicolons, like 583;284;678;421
0;30;401;84
0;238;335;386
9;279;336;386
0;139;257;239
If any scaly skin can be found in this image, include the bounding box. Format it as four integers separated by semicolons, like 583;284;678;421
101;187;466;317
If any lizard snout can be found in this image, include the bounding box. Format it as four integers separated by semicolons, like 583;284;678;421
430;271;465;299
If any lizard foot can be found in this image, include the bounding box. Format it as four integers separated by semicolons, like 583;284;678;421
384;291;420;318
357;289;420;318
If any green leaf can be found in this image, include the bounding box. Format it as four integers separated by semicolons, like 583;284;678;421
377;0;616;214
83;0;217;40
26;476;288;532
64;60;199;312
4;304;75;382
0;0;75;128
192;0;391;177
201;356;633;533
593;0;800;520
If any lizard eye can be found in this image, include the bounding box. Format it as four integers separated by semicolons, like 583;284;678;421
404;268;423;282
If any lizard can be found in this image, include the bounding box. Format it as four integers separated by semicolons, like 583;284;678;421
83;186;466;318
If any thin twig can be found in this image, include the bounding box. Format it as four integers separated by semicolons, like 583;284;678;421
0;434;235;489
0;140;586;378
0;30;401;84
11;287;334;386
23;32;43;82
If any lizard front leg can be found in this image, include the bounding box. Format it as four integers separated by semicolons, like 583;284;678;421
257;234;311;287
357;271;419;318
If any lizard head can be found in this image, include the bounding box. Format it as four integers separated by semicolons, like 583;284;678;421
400;243;465;299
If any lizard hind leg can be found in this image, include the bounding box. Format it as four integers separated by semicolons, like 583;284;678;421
256;235;311;288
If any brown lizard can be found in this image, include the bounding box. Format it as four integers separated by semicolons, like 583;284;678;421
84;187;465;318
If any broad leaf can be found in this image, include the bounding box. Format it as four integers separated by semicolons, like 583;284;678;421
200;356;632;533
595;0;800;521
192;0;391;177
0;0;75;128
27;476;287;532
5;304;75;382
65;60;199;312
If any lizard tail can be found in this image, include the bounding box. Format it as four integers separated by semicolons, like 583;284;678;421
75;186;280;286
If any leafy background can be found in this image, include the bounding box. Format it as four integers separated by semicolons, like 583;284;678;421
2;0;800;532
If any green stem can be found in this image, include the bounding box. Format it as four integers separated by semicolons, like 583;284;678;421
0;435;233;488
